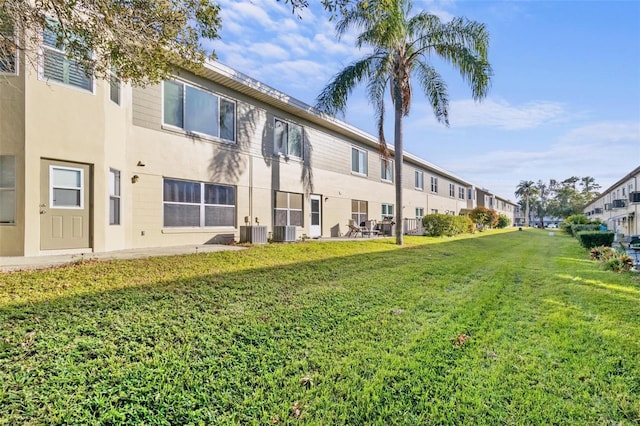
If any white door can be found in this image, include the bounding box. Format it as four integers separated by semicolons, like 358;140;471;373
310;194;321;238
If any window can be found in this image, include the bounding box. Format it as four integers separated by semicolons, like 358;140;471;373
382;203;394;221
449;183;455;197
109;69;120;105
0;17;16;74
459;187;465;199
0;156;16;224
381;158;393;182
415;171;424;190
109;169;120;225
274;191;303;227
163;80;236;142
41;21;93;91
431;209;438;214
351;147;367;175
274;118;302;158
163;178;235;227
50;166;83;208
468;188;474;200
351;199;368;225
415;207;424;218
430;176;438;193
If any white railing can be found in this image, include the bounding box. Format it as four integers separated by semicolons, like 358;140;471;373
403;218;424;235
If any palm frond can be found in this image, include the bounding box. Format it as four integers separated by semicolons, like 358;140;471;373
434;43;492;100
414;61;449;125
366;56;393;157
315;55;376;115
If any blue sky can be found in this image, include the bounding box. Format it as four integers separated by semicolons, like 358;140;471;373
208;0;640;200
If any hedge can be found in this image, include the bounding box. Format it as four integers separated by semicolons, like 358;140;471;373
576;231;614;249
422;214;473;237
570;224;602;237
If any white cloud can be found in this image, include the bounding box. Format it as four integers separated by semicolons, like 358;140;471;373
446;98;568;130
438;120;640;197
246;43;290;61
560;122;640;144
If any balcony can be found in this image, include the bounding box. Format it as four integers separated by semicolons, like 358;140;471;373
612;199;627;209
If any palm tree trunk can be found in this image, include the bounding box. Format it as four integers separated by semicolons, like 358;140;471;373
394;88;404;245
525;197;530;227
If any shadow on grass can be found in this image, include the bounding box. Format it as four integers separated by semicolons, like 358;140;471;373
1;230;638;424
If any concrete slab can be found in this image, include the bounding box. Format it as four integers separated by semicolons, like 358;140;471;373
0;244;245;273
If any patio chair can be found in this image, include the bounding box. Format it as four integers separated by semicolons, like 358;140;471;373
346;219;363;238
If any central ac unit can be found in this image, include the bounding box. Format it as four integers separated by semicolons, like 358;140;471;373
272;225;296;242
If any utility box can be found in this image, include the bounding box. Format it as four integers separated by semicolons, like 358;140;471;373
272;226;296;242
239;226;268;244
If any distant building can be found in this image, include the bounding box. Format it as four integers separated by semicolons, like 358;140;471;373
583;166;640;237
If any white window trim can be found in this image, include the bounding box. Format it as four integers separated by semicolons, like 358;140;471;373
415;170;424;190
0;23;18;75
416;207;424;218
274;191;303;227
351;199;368;224
273;117;303;160
449;183;455;198
0;155;16;225
37;23;95;94
49;165;84;210
351;146;368;176
162;178;236;228
161;79;237;144
381;158;393;183
109;168;121;225
431;177;438;193
109;69;121;106
381;203;394;221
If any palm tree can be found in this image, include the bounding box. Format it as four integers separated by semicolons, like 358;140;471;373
515;180;538;227
315;0;492;245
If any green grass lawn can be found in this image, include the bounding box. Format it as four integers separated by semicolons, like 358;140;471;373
1;229;639;424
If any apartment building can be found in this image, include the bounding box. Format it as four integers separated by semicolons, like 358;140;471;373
474;188;516;224
583;166;640;237
0;40;517;256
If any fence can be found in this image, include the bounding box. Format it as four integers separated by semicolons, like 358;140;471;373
403;218;424;235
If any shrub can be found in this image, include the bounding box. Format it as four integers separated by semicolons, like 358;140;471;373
589;245;615;261
570;224;601;237
423;214;448;237
496;214;510;229
576;231;614;249
601;254;634;273
469;207;498;231
422;214;473;237
561;214;590;234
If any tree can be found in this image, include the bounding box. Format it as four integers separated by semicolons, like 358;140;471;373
1;0;221;85
533;179;551;227
579;176;601;202
315;0;492;245
469;206;497;231
515;180;538;227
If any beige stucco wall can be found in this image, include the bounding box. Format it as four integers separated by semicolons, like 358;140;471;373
0;60;26;256
3;59;507;256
